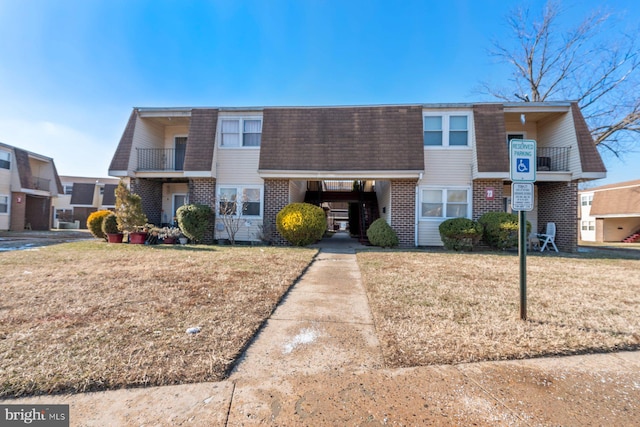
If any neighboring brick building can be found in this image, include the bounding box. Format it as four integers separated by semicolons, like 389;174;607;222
109;102;606;250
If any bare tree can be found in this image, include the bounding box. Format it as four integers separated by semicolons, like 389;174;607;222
217;195;248;245
480;1;640;156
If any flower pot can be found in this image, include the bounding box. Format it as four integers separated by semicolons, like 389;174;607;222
163;237;176;244
107;233;123;243
129;232;148;244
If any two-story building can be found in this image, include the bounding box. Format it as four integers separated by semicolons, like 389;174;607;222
0;142;63;231
108;102;606;251
579;180;640;243
52;176;120;228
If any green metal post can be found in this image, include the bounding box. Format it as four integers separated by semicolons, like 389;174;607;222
519;210;527;320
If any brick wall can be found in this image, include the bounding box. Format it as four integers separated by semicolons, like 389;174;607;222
390;179;417;247
537;181;578;252
472;179;505;219
264;179;290;245
9;192;26;231
131;179;163;225
188;178;216;244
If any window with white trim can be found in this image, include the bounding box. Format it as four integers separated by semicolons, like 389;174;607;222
581;194;593;206
0;151;10;170
420;188;470;218
64;185;73;195
217;186;263;217
0;195;8;213
423;113;470;147
220;118;262;147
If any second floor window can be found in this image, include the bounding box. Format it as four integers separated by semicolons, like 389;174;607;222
221;118;262;147
0;151;10;170
423;113;469;147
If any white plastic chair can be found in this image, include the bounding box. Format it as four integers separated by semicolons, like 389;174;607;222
537;222;558;252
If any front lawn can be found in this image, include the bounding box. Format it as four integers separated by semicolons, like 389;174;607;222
358;250;640;368
0;241;316;397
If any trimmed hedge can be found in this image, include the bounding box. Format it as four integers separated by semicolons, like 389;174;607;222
86;210;112;241
177;204;212;243
478;212;531;250
276;203;326;246
438;217;483;251
101;213;120;235
366;218;399;248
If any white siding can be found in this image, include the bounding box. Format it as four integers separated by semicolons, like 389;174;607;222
132;117;164;171
216;150;262;184
289;180;307;203
504;121;538;141
163;125;189;149
214;219;262;242
418;221;443;246
420;150;473;186
375;180;391;223
537;112;581;173
161;183;189;224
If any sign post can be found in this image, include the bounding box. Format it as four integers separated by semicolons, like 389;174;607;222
510;139;536;321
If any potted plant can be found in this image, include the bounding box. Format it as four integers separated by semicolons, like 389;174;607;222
158;226;181;244
102;213;123;243
115;181;148;244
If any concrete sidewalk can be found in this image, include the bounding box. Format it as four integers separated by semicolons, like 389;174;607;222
3;234;639;426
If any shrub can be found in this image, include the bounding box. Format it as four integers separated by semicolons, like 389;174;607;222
176;204;212;243
86;210;112;241
114;181;147;233
438;217;483;251
101;213;120;235
478;212;531;250
276;203;326;246
366;218;399;248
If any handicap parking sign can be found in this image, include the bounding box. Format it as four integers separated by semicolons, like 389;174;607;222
517;158;530;173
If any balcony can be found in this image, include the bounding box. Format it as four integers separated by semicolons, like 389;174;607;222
536;147;571;172
30;176;51;191
136;148;184;171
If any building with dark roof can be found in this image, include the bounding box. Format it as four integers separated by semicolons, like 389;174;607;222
0;142;63;231
579;180;640;242
109;102;606;250
52;176;119;229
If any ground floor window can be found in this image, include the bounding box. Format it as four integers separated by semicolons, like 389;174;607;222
420;187;470;219
0;195;8;213
217;185;263;217
581;220;595;231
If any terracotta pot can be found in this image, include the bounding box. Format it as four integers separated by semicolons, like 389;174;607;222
163;237;176;244
107;233;123;243
129;232;148;244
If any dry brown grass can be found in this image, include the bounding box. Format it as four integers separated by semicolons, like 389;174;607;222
0;241;316;397
358;250;640;369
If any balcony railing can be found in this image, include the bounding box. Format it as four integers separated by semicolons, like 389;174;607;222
31;177;51;191
136;148;184;171
536;146;571;172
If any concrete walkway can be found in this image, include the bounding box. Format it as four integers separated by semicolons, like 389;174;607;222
3;233;639;426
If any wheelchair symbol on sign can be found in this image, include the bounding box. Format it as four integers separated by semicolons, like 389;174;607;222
517;158;530;173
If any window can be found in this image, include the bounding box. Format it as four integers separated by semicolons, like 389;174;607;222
55;209;73;222
423;113;470;147
581;195;593;206
0;151;10;170
218;186;262;217
0;196;8;213
420;188;470;219
64;185;73;195
220;118;262;147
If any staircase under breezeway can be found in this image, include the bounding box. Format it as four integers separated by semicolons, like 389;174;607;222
622;230;640;243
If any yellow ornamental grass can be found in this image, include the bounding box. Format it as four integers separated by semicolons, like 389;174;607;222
276;203;326;246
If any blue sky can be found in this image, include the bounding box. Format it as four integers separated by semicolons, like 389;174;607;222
0;0;638;186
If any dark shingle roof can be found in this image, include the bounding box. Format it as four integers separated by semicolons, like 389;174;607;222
13;148;33;188
571;102;607;174
259;106;424;171
109;110;137;172
102;183;117;206
70;183;95;205
473;104;508;173
184;109;218;171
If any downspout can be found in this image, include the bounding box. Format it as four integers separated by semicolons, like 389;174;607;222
415;172;423;247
